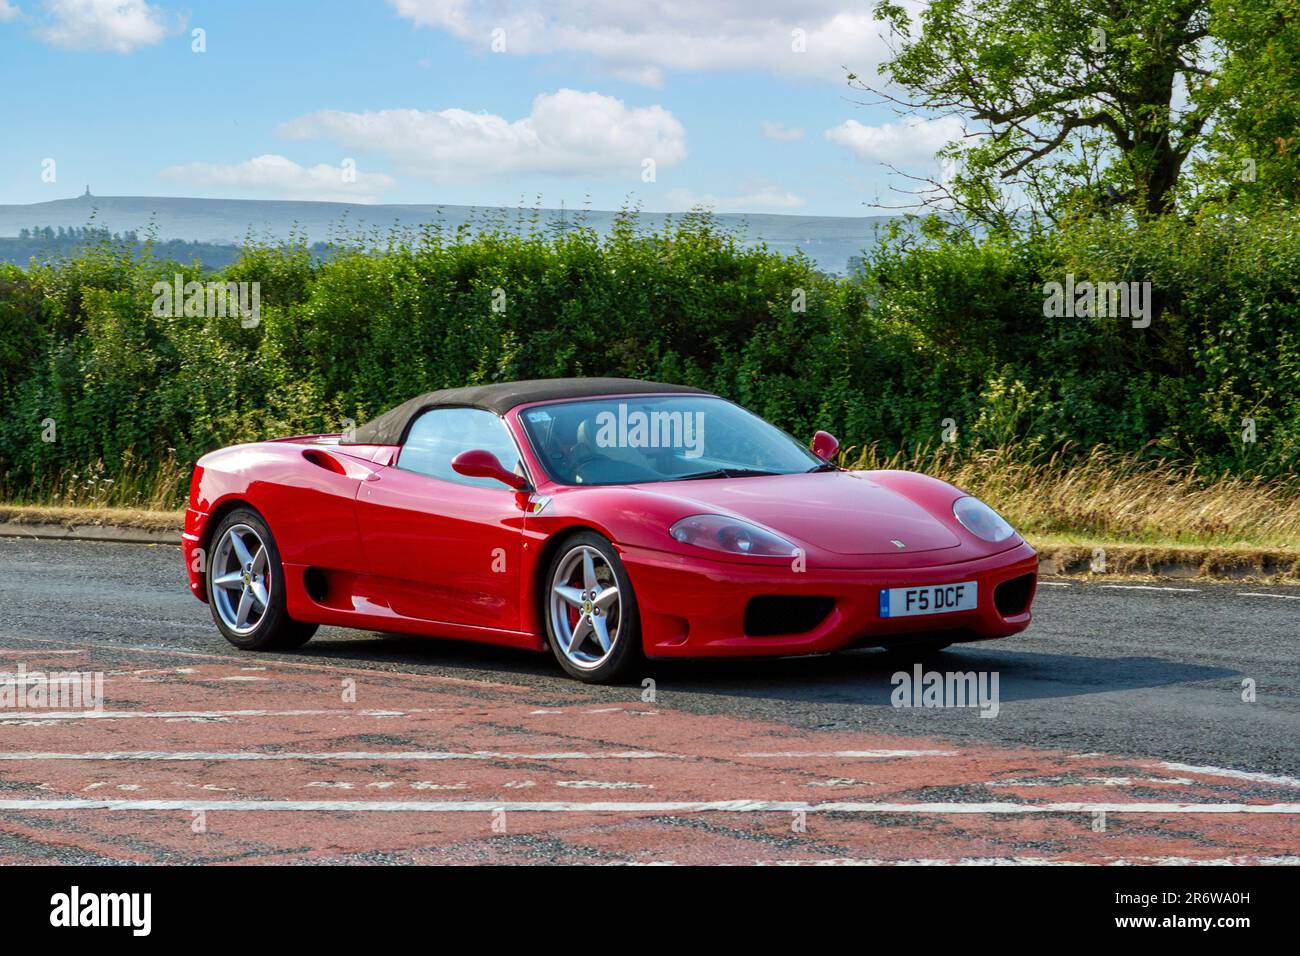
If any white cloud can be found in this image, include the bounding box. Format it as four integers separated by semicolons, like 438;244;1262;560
36;0;174;52
158;154;396;203
760;121;804;142
0;2;21;23
664;179;806;213
387;0;894;85
277;89;687;181
825;115;965;166
611;64;665;89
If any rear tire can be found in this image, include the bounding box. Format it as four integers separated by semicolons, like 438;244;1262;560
543;531;642;683
205;508;318;651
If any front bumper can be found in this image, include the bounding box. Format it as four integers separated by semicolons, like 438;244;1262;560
622;540;1038;658
182;508;207;603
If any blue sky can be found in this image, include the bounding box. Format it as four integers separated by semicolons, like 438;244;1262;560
0;0;952;215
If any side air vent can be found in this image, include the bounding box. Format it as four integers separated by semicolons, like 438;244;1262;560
302;449;347;475
303;567;329;602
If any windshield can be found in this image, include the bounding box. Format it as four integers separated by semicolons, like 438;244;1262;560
518;395;822;486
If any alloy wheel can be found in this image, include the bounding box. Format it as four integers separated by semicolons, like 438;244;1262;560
210;523;272;635
549;545;622;669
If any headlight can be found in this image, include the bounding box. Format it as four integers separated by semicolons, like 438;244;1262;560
952;496;1016;543
669;514;797;557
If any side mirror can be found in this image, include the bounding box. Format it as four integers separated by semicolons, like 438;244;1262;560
811;430;840;462
451;449;530;491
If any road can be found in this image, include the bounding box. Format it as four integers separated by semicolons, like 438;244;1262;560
0;537;1296;864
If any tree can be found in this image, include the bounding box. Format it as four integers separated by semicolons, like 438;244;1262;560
864;0;1217;223
1193;0;1300;206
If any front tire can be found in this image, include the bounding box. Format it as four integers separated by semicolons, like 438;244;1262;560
205;508;317;651
543;532;642;683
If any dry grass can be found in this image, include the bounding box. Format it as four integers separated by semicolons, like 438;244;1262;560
0;503;182;532
1032;540;1300;581
2;451;189;513
845;442;1300;550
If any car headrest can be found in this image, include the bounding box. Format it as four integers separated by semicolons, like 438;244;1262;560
576;414;651;466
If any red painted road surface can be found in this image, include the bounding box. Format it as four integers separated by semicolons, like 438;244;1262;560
1;643;1297;864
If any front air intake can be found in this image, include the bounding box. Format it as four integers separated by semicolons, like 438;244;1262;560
744;596;834;636
994;573;1035;616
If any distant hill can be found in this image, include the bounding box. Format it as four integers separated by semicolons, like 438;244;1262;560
0;225;260;271
0;194;893;274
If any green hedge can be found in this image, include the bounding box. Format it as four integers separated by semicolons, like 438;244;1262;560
0;208;1296;503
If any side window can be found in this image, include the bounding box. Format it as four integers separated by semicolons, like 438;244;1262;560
398;407;523;489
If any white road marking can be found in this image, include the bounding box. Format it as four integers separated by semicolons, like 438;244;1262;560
806;778;873;788
1237;592;1300;601
1065;756;1300;789
988;776;1198;788
1098;585;1200;592
0;799;1296;813
0;672;107;683
0;708;429;721
1037;581;1073;587
555;781;653;789
738;750;956;758
1159;762;1300;789
0;634;525;691
0;750;678;762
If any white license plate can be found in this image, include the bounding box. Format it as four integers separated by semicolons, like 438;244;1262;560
879;581;977;618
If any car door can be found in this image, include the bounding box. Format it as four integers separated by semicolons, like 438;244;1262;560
356;407;528;632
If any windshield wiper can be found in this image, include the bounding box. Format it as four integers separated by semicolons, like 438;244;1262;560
805;462;838;473
668;467;781;481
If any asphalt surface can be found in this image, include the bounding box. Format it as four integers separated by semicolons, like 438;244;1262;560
0;537;1296;864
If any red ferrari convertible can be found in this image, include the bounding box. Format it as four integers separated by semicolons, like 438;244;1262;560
183;378;1037;682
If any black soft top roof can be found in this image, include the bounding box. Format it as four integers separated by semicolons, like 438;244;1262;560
341;377;711;446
